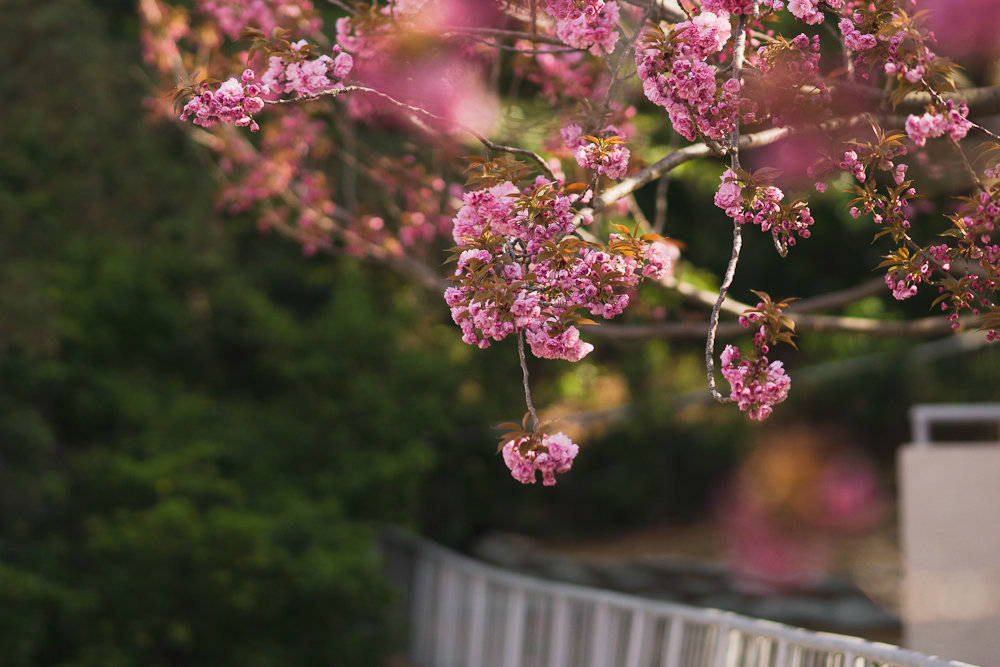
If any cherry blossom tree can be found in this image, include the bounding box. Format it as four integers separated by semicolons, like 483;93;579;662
140;0;1000;485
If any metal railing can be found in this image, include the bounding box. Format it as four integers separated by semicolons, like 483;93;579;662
381;531;979;667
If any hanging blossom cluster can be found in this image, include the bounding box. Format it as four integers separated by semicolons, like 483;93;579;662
515;46;609;104
635;11;744;143
719;296;795;421
180;69;266;131
715;168;815;248
502;431;580;486
785;0;845;25
562;124;630;180
838;16;877;52
260;40;353;98
331;0;501;133
927;163;1000;336
542;0;620;55
904;100;973;147
720;346;791;421
445;176;674;362
749;33;828;129
198;0;320;39
177;36;353;130
701;0;787;14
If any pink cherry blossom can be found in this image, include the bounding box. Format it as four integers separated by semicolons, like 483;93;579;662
720;345;791;421
502;431;580;486
543;0;620;55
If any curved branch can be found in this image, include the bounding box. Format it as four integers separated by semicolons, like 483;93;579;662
584;312;973;340
704;12;751;403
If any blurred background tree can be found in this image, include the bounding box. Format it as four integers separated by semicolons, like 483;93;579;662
2;0;999;665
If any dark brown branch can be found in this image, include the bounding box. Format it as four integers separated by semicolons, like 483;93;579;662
584;313;971;340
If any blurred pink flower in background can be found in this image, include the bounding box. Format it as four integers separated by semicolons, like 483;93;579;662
713;426;887;591
921;0;1000;61
338;0;501;135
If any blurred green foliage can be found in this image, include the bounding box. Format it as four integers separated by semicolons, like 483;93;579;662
0;1;521;664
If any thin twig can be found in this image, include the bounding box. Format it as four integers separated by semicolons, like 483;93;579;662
585;312;972;340
950;136;987;191
324;0;356;14
706;222;743;402
518;332;540;430
705;12;751;403
265;85;556;180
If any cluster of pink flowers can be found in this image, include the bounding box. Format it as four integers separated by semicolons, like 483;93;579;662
786;0;827;25
830;129;910;205
446;179;669;361
905;101;973;147
542;0;620;55
636;12;743;142
720;345;791;421
926;166;1000;318
517;46;607;104
839;150;866;182
332;0;500;134
562;125;630;179
700;0;755;14
714;169;815;246
198;0;320;39
885;271;920;300
261;41;353;98
643;241;680;281
502;432;580;486
180;69;265;131
880;17;937;84
838;17;877;51
752;34;827;128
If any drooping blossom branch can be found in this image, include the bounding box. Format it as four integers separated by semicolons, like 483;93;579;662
705;11;753;404
144;0;1000;485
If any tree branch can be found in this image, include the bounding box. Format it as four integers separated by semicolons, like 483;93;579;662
583;312;974;340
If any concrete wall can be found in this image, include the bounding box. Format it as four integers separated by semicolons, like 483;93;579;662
899;444;1000;667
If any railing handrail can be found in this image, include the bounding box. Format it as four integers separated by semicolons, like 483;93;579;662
383;529;979;667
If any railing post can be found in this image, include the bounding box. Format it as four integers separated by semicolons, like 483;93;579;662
411;556;436;664
590;601;611;667
549;594;570;667
624;610;649;667
774;637;789;667
465;575;488;667
664;616;684;667
501;587;527;667
433;563;456;667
